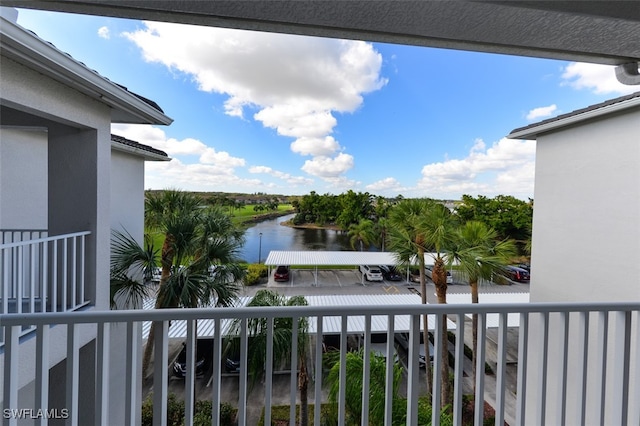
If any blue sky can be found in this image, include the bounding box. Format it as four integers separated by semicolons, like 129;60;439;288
15;8;637;200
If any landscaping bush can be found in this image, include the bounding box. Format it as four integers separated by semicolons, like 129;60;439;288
141;394;237;426
244;263;268;286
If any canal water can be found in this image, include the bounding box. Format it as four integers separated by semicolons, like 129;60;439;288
239;214;351;263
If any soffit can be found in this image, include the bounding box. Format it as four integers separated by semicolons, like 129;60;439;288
7;1;640;65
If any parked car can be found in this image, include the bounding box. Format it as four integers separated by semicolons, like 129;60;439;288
359;265;383;281
274;265;290;281
224;357;240;373
395;332;434;368
172;339;213;378
379;265;402;281
503;265;530;282
425;265;454;284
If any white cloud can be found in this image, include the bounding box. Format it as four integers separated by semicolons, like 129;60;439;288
561;62;638;95
112;124;256;191
365;177;405;192
290;136;340;157
301;153;354;178
248;165;314;186
97;26;110;39
416;137;535;199
123;22;387;180
526;104;557;121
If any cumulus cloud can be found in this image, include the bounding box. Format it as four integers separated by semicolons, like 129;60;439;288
301;153;354;178
123;22;386;181
97;26;110;39
417;138;535;199
526;104;557;121
248;165;314;186
112;124;259;191
561;62;638;95
366;177;405;192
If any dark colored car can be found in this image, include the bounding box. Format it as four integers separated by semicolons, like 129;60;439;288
379;265;402;281
274;265;290;281
224;357;240;373
504;265;530;282
172;339;213;378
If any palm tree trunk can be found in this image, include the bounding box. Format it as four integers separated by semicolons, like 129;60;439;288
470;280;479;393
432;258;452;408
418;250;433;399
141;234;175;377
299;356;309;426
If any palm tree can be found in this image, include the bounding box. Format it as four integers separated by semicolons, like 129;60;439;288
110;229;158;309
423;203;457;407
116;190;246;377
387;199;435;399
449;221;516;386
374;217;389;251
347;219;375;251
234;290;311;426
388;198;456;407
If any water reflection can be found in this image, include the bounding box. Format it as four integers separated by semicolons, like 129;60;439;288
239;214;351;263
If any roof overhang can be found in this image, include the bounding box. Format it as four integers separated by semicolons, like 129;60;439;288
0;13;173;126
508;93;640;140
7;1;640;68
111;140;171;162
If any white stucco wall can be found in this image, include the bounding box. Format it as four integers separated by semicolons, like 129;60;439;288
0;127;48;230
525;107;640;424
1;53;111;419
530;110;640;303
111;149;145;240
109;148;146;425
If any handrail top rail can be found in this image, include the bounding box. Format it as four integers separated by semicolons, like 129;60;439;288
1;301;638;326
0;230;91;249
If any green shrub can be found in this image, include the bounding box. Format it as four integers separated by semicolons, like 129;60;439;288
243;270;262;286
141;394;237;426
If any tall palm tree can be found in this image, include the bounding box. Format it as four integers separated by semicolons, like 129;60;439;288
374;217;389;251
347;219;375;251
388;198;456;407
233;290;311;426
387;199;435;399
449;221;516;386
115;190;246;377
423;202;457;407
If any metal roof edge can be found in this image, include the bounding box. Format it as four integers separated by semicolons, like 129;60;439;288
507;94;640;140
111;140;171;162
0;15;173;126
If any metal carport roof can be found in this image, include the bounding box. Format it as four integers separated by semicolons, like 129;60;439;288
264;250;448;266
142;294;458;339
264;250;400;266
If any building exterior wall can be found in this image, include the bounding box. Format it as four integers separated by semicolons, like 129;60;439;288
1;48;112;416
526;108;640;424
109;148;146;425
110;149;145;241
0;127;48;230
530;110;640;303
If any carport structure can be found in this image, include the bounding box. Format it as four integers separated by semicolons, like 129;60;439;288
264;250;445;286
264;250;400;286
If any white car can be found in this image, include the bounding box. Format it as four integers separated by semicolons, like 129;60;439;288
359;265;383;281
425;265;453;284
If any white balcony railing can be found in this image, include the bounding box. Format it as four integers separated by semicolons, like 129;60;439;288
0;230;91;343
1;301;638;426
